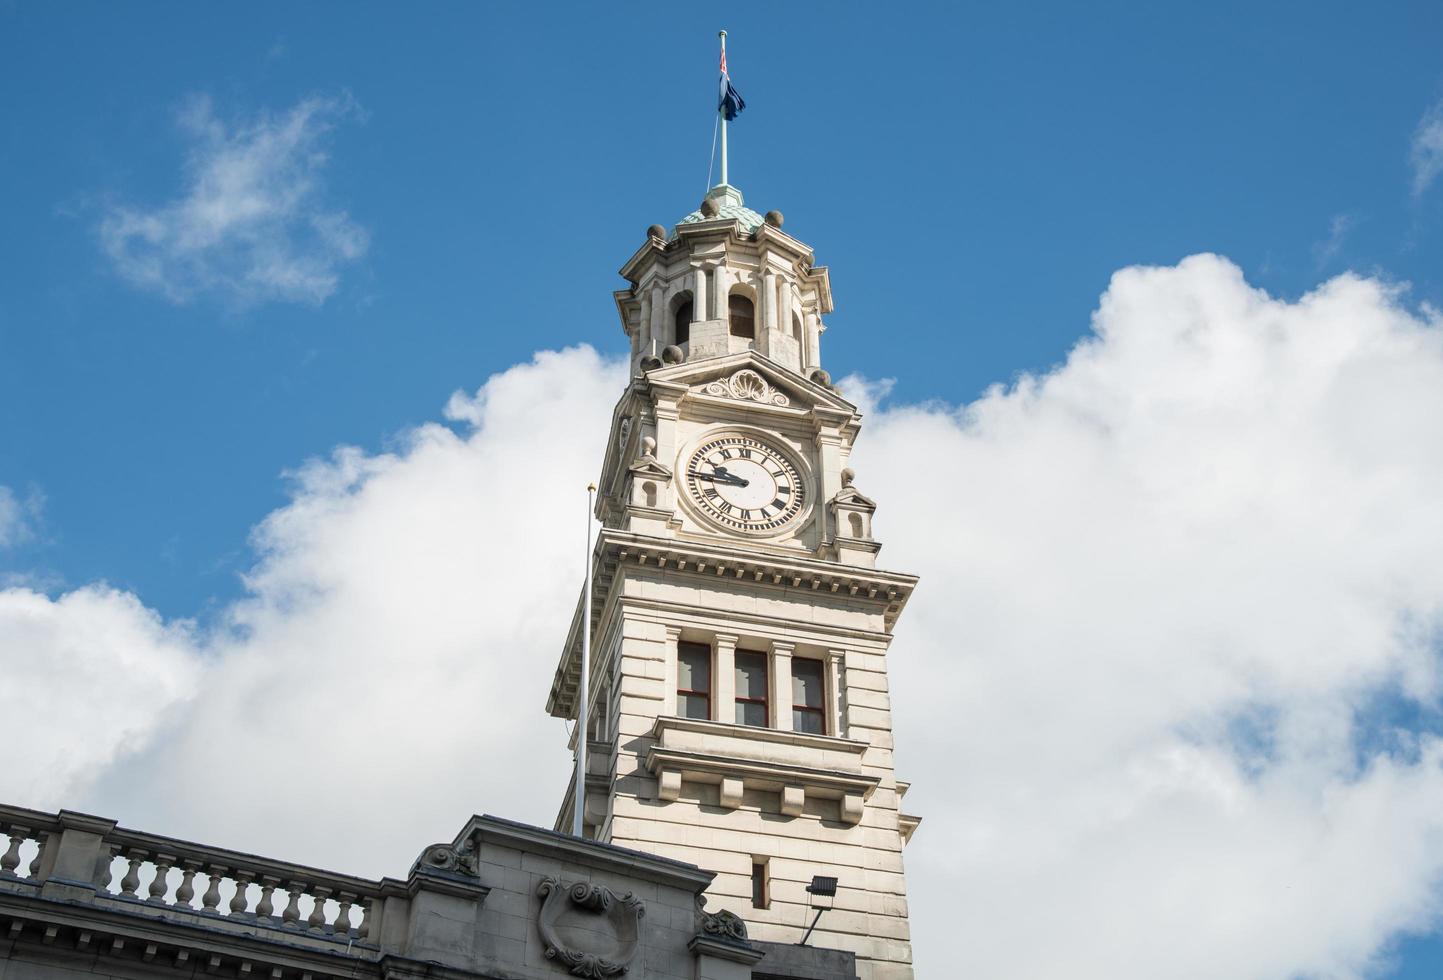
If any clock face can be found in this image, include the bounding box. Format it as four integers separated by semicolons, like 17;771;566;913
684;434;807;533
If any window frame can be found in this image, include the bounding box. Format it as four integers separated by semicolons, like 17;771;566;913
733;650;770;728
751;859;770;909
790;656;828;735
728;293;755;339
676;640;713;721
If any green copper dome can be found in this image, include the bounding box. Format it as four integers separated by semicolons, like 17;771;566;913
674;184;765;237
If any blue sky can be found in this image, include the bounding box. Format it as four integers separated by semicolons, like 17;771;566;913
4;3;1443;977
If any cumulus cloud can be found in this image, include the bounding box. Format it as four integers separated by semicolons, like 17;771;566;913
97;94;368;306
0;586;200;804
1411;98;1443;197
852;254;1443;979
7;257;1443;978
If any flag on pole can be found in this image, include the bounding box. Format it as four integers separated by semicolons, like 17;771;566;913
719;48;745;121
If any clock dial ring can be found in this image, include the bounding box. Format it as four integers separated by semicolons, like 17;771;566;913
684;434;807;534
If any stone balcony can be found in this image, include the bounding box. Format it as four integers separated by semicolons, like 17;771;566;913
643;717;880;824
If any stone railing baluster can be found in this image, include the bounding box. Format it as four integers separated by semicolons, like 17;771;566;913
282;881;305;929
27;832;46;878
255;875;280;921
93;844;119;891
230;872;253;916
148;856;174;904
356;897;371;940
118;851;145;898
333;892;355;939
307;886;332;932
201;865;225;913
175;861;201;908
0;826;25;877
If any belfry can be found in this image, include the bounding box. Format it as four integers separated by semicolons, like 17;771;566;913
544;168;922;978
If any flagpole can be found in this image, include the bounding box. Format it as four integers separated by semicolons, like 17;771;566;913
572;481;596;838
718;30;728;188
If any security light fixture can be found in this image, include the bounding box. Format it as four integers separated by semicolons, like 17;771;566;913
798;875;839;946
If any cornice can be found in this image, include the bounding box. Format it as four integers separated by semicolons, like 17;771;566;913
546;529;916;718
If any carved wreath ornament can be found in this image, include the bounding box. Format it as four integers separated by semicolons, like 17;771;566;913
702;369;790;407
536;877;645;978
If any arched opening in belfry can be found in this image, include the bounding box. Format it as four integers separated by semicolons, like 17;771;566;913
673;294;693;345
849;512;865;538
728;293;755;339
792;312;803;343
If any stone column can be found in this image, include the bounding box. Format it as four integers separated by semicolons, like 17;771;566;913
827;648;847;738
638;289;653;356
712;266;729;320
761;271;776;333
693;267;707;325
714;634;738;725
805;311;821;370
769;641;795;732
779;276;794;336
663;627;681;717
649;282;666;348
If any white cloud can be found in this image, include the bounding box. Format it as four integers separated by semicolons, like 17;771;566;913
1411;98;1443;197
0;586;200;804
8;258;1443;978
0;485;42;549
98;94;368;306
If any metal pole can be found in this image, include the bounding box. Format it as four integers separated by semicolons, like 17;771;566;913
572;482;596;837
718;30;728;187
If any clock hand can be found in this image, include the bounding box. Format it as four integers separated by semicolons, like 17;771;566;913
688;468;750;488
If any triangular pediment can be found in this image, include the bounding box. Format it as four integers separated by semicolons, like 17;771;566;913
645;350;857;418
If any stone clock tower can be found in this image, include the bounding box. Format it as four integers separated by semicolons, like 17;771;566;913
545;183;920;980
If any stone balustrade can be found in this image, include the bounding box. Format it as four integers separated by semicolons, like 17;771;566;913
0;804;382;952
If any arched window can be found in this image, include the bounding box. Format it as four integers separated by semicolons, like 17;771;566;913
729;294;755;339
674;297;693;345
792;312;803;342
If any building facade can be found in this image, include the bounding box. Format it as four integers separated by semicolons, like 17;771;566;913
0;805;855;980
546;183;921;980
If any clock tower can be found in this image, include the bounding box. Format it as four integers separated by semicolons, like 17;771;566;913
545;182;920;980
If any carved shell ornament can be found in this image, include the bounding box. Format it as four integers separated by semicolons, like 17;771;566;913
536;877;645;978
702;369;790;407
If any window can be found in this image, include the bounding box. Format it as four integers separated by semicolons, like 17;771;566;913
728;294;755;339
674;298;692;345
734;651;769;727
751;860;770;909
677;642;712;720
791;658;826;734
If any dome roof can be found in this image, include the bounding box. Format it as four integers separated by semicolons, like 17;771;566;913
674;184;765;237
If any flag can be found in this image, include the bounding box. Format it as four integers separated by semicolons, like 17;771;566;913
719;49;745;121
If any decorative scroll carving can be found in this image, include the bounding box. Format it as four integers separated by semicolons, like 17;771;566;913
419;837;478;876
701;369;790;407
536;877;645;978
695;895;748;941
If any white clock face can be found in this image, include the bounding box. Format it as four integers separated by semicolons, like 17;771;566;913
684;434;806;533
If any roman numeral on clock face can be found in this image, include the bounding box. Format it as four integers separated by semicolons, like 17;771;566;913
771;498;787;511
703;487;719;499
